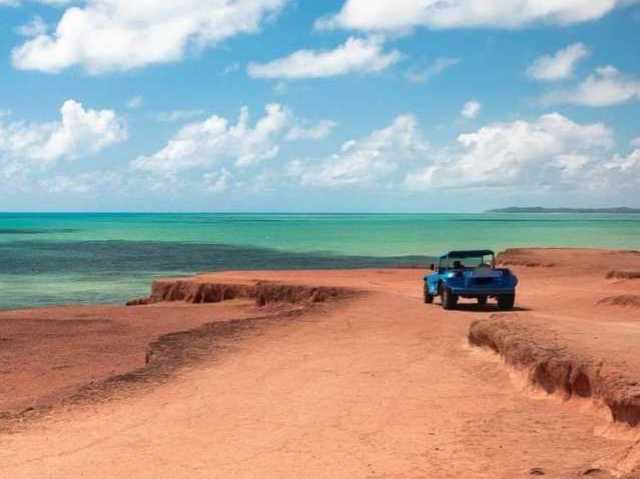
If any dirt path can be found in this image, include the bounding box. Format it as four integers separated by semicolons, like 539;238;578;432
0;265;634;478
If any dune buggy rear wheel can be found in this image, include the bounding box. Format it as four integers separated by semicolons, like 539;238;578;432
442;287;458;310
497;294;515;310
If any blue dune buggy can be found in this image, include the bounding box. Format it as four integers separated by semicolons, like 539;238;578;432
424;250;518;310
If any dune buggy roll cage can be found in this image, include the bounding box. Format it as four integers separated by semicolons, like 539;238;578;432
436;250;496;271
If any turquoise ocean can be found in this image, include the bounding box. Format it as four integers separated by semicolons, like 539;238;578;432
1;212;639;310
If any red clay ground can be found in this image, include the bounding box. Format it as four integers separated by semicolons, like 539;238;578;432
1;248;640;478
0;300;295;418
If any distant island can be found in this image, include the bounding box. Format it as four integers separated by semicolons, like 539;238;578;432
488;207;640;214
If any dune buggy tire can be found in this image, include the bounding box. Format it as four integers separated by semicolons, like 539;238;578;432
442;287;458;310
497;294;515;310
423;285;434;304
477;296;488;306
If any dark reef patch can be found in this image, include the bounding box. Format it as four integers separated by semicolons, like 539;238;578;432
0;240;434;276
0;229;78;235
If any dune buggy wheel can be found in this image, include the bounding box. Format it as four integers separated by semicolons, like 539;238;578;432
477;296;487;306
423;285;434;304
497;294;515;310
442;287;458;310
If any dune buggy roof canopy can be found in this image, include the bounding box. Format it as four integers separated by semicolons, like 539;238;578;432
440;250;495;259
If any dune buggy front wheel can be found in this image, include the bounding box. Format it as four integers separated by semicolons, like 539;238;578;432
441;287;458;310
497;294;515;310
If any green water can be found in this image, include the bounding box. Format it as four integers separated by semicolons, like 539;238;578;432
1;213;639;309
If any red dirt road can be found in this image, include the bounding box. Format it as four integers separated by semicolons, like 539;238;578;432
1;249;640;478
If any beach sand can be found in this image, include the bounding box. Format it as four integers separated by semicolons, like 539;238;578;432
1;248;640;478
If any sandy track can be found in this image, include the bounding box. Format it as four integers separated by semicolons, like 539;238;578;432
2;250;640;478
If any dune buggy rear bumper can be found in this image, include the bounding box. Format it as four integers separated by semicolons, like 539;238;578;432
449;287;515;297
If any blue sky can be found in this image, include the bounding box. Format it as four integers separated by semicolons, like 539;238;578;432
0;0;639;212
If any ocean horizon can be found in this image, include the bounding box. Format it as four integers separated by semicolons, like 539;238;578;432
2;211;639;310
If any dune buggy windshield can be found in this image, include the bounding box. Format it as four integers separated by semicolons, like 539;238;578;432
439;252;495;270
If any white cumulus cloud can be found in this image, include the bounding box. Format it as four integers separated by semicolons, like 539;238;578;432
134;105;339;174
38;170;124;194
0;99;127;165
594;148;640;192
286;120;337;141
405;113;614;190
248;36;402;79
527;42;589;81
287;115;429;187
542;66;640;107
203;168;233;193
461;100;481;119
316;0;636;31
132;104;290;172
12;0;288;73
